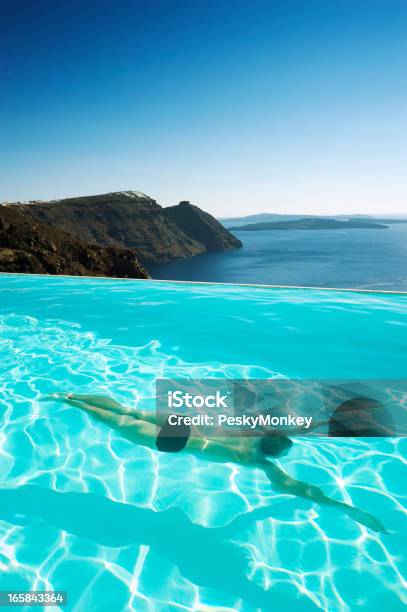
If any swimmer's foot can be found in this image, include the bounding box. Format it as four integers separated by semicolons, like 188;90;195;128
41;392;74;402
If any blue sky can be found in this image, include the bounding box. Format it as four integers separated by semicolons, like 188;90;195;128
1;0;406;216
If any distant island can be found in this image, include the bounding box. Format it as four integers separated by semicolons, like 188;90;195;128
222;212;407;229
229;218;389;231
0;192;241;277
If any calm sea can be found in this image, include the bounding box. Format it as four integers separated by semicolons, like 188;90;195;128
150;224;407;290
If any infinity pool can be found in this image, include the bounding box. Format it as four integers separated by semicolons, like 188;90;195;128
0;274;406;611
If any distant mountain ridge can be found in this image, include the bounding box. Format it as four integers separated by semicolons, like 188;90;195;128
13;192;241;264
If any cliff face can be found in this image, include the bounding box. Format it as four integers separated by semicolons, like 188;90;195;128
0;205;149;278
165;201;242;252
17;192;241;263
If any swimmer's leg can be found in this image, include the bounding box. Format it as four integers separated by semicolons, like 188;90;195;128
50;393;134;416
57;397;162;450
49;396;162;447
60;397;136;429
67;394;125;411
48;394;167;426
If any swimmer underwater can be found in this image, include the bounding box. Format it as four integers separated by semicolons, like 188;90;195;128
49;392;388;534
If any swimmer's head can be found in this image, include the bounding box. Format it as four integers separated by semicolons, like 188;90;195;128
260;434;293;457
328;396;395;436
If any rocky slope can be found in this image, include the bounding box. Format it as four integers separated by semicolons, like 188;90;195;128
17;192;242;264
0;205;149;278
165;201;241;252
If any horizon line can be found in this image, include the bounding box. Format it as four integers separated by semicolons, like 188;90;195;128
0;190;404;219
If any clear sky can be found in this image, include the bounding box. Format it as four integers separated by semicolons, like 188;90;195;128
1;0;406;217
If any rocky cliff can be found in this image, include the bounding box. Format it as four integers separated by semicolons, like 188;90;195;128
0;205;149;278
17;192;242;263
165;201;242;252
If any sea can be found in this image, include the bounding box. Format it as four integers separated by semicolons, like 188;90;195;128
150;223;407;290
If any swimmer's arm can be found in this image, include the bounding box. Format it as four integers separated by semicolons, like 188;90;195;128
262;461;388;533
264;461;344;507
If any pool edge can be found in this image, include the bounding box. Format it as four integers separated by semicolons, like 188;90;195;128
1;271;407;295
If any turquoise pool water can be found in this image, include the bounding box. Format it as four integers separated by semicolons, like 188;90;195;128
0;273;406;611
